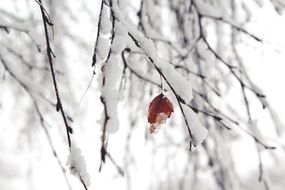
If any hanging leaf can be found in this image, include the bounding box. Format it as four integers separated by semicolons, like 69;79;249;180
147;93;174;134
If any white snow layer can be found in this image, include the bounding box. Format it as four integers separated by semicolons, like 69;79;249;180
114;21;128;36
100;6;112;34
101;88;120;133
112;1;193;103
111;34;127;54
103;55;122;87
157;59;193;103
182;104;208;146
111;21;128;54
100;54;122;133
194;0;223;18
97;36;110;60
66;145;90;186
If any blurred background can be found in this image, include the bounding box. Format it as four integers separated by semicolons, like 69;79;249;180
1;0;285;189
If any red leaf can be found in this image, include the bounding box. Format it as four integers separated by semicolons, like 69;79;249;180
148;93;174;124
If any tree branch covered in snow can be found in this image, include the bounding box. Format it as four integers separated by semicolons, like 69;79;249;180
1;0;285;189
36;0;90;188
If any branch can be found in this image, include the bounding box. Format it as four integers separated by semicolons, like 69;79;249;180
99;0;115;167
200;14;262;42
37;0;72;147
98;0;123;174
36;1;89;189
128;32;194;150
193;3;266;108
91;0;104;67
122;50;161;87
235;124;276;150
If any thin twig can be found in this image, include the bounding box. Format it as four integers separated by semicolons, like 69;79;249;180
91;0;105;67
37;1;89;189
37;0;72;147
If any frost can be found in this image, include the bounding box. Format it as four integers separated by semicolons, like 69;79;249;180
182;104;208;146
66;144;90;187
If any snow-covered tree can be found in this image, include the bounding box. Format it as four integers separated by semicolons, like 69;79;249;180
1;0;285;189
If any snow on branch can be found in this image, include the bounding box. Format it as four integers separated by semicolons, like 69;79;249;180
36;0;90;189
67;144;91;187
182;104;208;147
100;55;122;134
98;0;125;173
110;0;208;149
191;0;262;42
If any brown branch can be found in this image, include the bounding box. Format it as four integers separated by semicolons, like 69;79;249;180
99;0;115;167
99;96;109;165
91;0;105;67
37;0;72;147
98;1;123;174
37;1;89;189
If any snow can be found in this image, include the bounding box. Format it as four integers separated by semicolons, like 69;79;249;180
111;1;193;103
111;34;127;54
1;0;285;190
100;6;112;35
157;59;193;103
66;144;90;187
114;21;127;36
100;54;122;133
97;36;110;60
101;88;120;133
103;54;121;87
182;104;208;146
194;0;223;18
110;21;128;54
